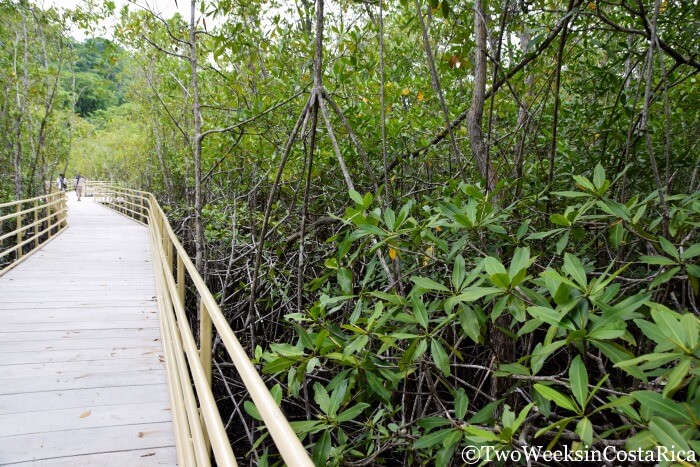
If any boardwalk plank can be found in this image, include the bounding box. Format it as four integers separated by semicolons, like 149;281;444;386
0;401;172;437
0;193;175;464
1;447;176;466
0;346;161;365
0;385;170;416
0;423;175;465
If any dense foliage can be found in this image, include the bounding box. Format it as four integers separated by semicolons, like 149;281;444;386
1;0;698;464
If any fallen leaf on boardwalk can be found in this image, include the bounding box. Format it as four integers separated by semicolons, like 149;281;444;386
141;453;155;457
158;355;165;363
79;410;91;418
138;432;144;438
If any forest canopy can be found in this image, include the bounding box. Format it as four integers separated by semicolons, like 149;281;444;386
1;0;698;464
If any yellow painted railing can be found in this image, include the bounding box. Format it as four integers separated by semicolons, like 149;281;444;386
0;191;68;276
91;183;313;467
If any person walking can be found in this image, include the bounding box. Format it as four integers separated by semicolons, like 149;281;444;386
56;173;66;191
75;173;85;201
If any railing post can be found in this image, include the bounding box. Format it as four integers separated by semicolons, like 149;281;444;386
33;199;39;248
199;299;213;456
62;192;67;229
47;196;53;240
139;194;145;223
16;202;22;260
199;301;213;386
177;255;185;306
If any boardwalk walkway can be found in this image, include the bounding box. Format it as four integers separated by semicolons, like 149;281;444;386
0;192;176;466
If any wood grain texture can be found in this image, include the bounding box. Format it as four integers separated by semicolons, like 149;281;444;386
0;192;175;465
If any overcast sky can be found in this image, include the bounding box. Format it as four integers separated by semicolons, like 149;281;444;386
44;0;197;40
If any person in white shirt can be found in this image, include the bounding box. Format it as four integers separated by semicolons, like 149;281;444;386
75;174;85;201
56;173;66;191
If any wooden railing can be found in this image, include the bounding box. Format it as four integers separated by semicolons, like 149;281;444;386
0;191;68;276
91;182;313;467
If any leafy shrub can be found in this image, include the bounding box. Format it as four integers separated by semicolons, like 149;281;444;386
253;165;699;465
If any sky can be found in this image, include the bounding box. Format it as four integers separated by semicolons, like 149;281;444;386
43;0;197;40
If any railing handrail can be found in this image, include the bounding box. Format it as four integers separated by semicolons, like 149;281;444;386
0;191;68;276
90;182;313;467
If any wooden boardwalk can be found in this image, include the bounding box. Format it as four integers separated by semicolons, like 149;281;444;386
0;192;176;465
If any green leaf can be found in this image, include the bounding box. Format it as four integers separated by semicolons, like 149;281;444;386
269;343;305;357
344;334;369;357
244;400;263;421
497;363;531;376
335;402;370;422
458;306;483;343
663;358;691;397
556;231;570;255
551;191;591;198
527;306;564;327
312;430;331;465
687;264;700;278
469;399;501;424
573;175;595;192
534;384;579;412
649;417;691;452
652;307;687;349
454;388;468;420
349;190;364;206
418;417;452;430
289;420;324;435
550;214;571;226
639;255;677;266
609;223;623;249
649;266;681;289
452;254;466;291
482;256;507;276
412;296;428;329
630;391;692;424
634;319;666;345
337;267;353;295
680;243;700;260
531;340;567;375
324;257;339;269
383;208;395;231
411;276;449;292
441;0;450;18
569;356;588;410
431;339;451;376
262;356;296;374
576;417;593;448
464;425;501;442
593;164;605;190
509;247;531;285
490;273;510;288
445;288;502;310
414;428;454;450
313;382;331;414
681;313;698;350
658;237;680;260
563;253;587;289
366;371;391;404
358;224;386;236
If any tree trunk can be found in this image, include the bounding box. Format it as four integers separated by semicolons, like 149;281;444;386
189;0;205;276
467;0;498;193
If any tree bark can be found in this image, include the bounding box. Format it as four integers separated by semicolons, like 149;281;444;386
189;0;205;275
468;0;498;193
